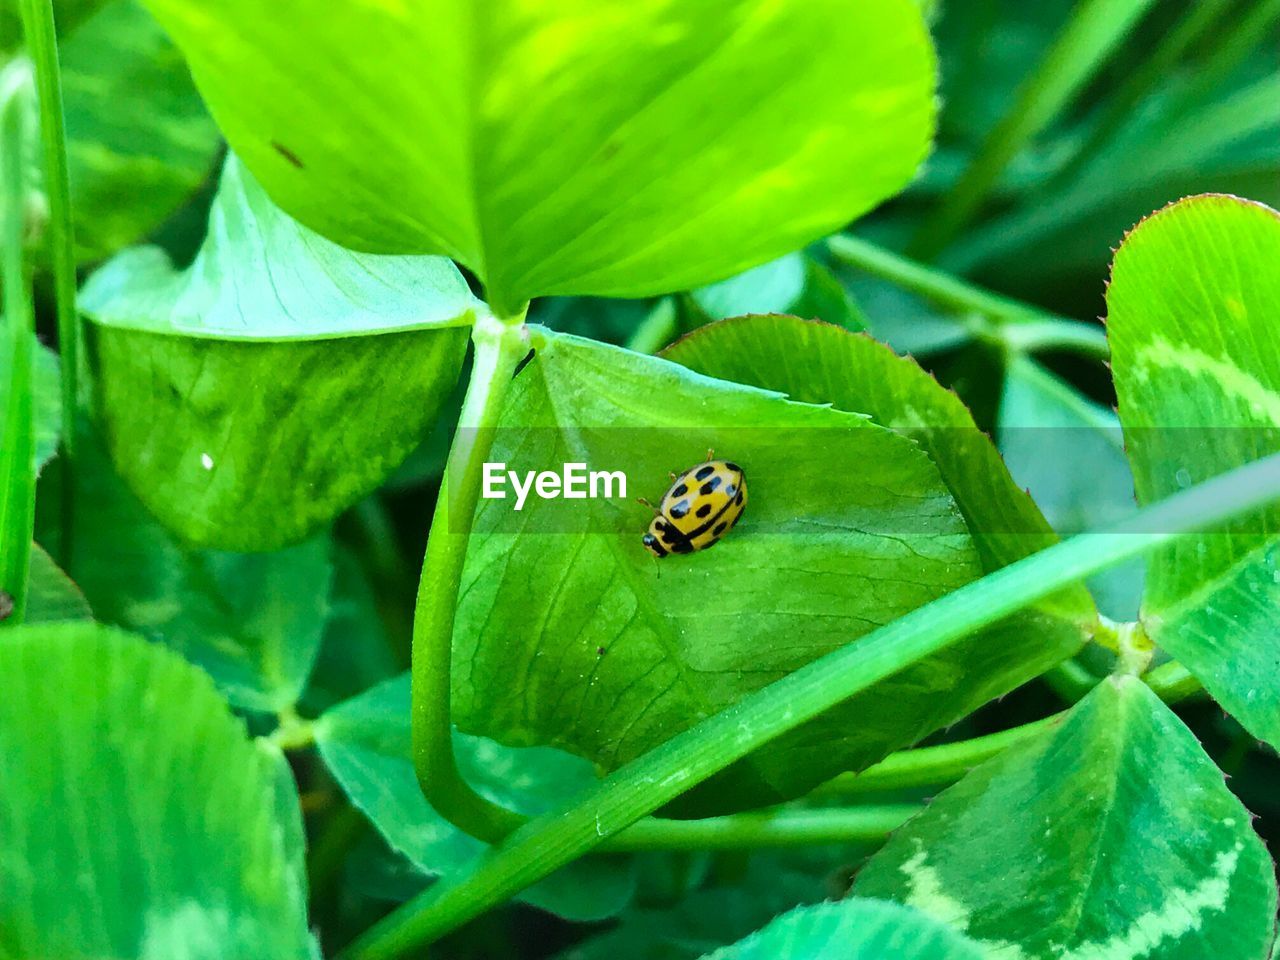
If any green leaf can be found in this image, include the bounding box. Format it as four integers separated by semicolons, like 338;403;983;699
661;316;1092;651
80;156;475;549
57;0;221;261
698;899;985;960
456;327;1002;815
997;355;1141;619
25;541;91;622
299;544;402;716
0;622;315;959
687;253;866;332
314;674;637;922
138;0;937;313
45;429;334;713
855;675;1277;960
1106;194;1280;748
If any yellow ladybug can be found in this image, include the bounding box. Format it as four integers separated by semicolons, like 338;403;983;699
640;451;747;558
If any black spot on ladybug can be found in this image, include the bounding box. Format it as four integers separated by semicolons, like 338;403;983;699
661;527;678;544
734;490;744;505
696;503;712;519
672;540;694;554
271;141;305;169
713;521;728;536
669;499;691;519
671;483;688;498
724;462;741;473
724;484;737;498
700;476;722;495
695;465;716;480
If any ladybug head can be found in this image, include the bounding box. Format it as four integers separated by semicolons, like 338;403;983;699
642;532;666;558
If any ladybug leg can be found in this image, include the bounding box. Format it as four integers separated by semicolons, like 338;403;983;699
705;447;715;461
636;497;661;516
668;471;678;481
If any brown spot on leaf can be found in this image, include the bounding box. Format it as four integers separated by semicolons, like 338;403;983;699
271;141;305;169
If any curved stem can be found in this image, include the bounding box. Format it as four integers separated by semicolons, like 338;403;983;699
811;715;1062;799
18;0;77;569
411;309;531;843
608;805;919;852
343;451;1280;960
0;89;35;625
827;234;1108;360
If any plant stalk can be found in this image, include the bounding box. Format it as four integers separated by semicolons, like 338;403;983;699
345;450;1280;960
18;0;78;569
411;308;532;843
0;82;35;626
827;234;1108;359
606;805;919;852
810;715;1062;799
909;0;1159;260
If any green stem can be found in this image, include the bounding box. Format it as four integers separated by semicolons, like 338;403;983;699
411;309;531;843
625;297;679;355
827;234;1108;359
1143;660;1203;702
908;0;1159;260
18;0;77;570
1043;658;1102;702
608;805;918;851
811;716;1062;799
813;649;1205;800
342;450;1280;960
0;82;35;626
994;318;1110;361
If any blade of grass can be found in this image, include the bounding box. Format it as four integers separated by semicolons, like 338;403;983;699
1173;0;1280;113
0;88;35;625
343;450;1280;960
909;0;1159;260
1047;0;1234;192
17;0;77;568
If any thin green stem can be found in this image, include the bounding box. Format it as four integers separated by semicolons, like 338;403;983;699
909;0;1159;260
624;297;679;355
813;647;1205;801
343;451;1280;960
607;805;919;851
811;716;1062;799
1143;660;1203;702
18;0;77;569
411;309;531;843
994;318;1110;361
0;84;35;626
827;234;1108;359
1043;658;1103;703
